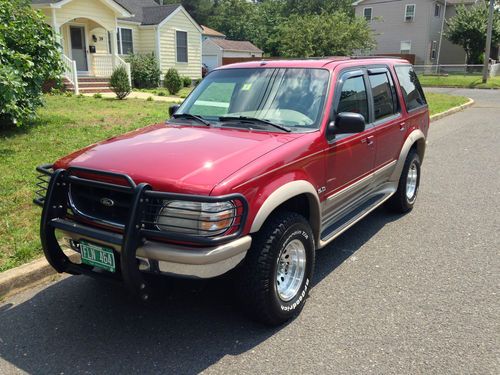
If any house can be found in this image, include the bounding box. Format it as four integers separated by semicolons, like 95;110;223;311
201;25;226;41
31;0;202;93
201;27;263;71
353;0;478;65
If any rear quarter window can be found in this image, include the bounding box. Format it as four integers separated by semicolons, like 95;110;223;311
394;65;427;111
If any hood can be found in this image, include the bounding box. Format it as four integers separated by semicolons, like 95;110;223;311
55;124;303;194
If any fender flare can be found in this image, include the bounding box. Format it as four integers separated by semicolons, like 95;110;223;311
389;129;426;182
249;180;321;245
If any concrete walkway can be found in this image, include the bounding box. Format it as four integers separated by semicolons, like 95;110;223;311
84;91;182;102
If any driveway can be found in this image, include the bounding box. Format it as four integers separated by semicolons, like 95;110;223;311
1;89;499;374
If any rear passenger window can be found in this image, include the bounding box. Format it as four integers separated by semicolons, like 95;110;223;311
369;73;397;121
395;65;427;111
337;76;369;123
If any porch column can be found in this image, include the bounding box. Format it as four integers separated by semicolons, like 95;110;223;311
50;7;62;51
110;29;118;69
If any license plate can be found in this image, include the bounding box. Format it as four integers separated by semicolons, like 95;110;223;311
80;240;116;272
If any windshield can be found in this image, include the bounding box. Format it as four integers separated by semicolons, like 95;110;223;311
175;68;330;132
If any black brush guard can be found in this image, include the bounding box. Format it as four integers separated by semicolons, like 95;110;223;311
35;164;248;301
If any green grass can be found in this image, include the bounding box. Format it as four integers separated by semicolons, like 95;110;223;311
426;92;469;116
419;74;500;89
0;92;467;272
0;95;174;272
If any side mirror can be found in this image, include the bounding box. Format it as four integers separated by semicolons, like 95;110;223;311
169;104;180;117
329;112;365;135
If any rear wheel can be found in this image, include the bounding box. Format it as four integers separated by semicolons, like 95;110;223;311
387;150;421;213
236;211;315;326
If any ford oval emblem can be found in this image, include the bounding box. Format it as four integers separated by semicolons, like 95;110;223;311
100;197;115;207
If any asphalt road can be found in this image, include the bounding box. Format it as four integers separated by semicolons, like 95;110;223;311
1;88;499;374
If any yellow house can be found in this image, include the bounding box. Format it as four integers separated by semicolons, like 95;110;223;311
31;0;203;93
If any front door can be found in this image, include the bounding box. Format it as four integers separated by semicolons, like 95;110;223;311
70;26;88;73
322;70;376;224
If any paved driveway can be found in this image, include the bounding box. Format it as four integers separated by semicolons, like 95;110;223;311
1;89;499;374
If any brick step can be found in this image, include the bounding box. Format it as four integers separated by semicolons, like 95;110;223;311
77;77;110;83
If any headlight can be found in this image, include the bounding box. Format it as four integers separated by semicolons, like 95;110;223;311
155;200;236;236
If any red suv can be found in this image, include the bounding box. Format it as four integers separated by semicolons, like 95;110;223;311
35;57;429;325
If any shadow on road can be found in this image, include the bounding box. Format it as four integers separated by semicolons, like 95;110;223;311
0;208;401;374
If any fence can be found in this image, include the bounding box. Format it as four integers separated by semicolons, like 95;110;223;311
413;64;498;77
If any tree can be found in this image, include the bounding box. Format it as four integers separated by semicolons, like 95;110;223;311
208;0;257;41
283;0;354;16
276;12;376;58
446;2;500;64
0;0;63;127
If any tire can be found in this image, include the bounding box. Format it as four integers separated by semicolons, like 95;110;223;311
386;150;421;213
236;211;315;326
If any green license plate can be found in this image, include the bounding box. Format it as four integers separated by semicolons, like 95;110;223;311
80;240;116;272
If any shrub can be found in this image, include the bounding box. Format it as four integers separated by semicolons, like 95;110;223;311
182;76;192;87
194;78;202;86
0;0;63;127
93;93;103;99
147;96;153;101
109;65;131;100
126;53;161;89
164;68;182;95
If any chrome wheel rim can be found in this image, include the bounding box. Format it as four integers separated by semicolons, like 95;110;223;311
406;162;418;202
276;239;307;302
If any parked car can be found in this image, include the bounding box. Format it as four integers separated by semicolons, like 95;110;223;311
35;57;429;326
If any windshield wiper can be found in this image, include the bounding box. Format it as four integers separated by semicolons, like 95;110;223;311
218;116;291;133
172;113;211;126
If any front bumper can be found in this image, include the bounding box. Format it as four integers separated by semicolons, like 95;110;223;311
36;164;249;300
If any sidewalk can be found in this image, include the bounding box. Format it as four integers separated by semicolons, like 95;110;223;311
83;91;182;102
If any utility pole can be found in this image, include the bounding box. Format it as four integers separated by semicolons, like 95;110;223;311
482;0;495;83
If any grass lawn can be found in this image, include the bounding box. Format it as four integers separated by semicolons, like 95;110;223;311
0;92;468;272
426;92;469;116
419;74;500;89
0;95;174;272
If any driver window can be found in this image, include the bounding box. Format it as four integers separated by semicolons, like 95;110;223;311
337;76;369;123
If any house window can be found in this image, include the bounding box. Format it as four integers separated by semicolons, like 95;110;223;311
430;40;438;59
400;40;411;54
434;3;441;17
117;27;133;55
363;7;373;22
404;4;416;22
176;30;188;63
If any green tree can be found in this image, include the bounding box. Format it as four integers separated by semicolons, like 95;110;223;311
446;2;500;64
208;0;257;41
283;0;354;16
276;12;375;58
0;0;63;127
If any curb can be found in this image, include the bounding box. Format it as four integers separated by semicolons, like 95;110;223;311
430;97;474;122
0;97;476;300
0;251;77;300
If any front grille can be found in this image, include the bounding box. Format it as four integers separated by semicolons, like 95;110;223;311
69;183;132;227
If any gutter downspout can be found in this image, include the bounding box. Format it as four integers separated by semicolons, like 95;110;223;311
436;0;447;74
155;25;162;79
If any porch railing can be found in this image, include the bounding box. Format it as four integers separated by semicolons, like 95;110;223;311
61;54;79;95
92;54;132;86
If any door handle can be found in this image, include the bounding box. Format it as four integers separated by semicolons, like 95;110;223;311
399;122;406;131
361;136;375;146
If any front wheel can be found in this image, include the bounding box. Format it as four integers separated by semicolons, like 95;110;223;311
236;211;315;326
387;150;421;213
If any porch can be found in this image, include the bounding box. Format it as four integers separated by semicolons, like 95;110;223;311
57;17;131;94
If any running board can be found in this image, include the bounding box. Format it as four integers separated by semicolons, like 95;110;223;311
318;192;393;249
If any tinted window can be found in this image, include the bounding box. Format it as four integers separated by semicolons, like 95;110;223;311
395;65;427;111
369;72;396;120
337;76;369;123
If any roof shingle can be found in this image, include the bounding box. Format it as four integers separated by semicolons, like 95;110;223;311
211;39;263;53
